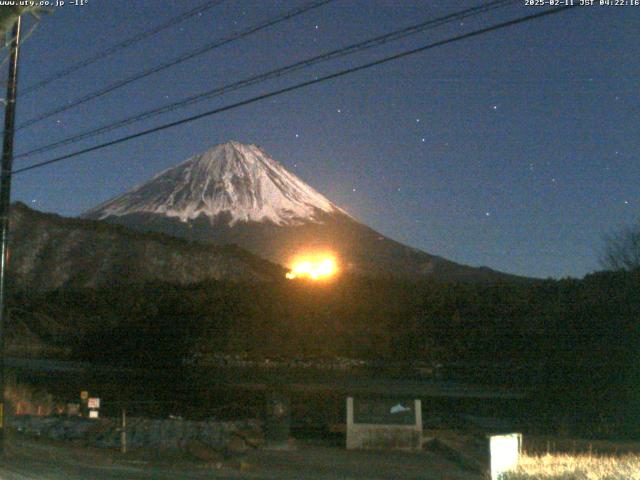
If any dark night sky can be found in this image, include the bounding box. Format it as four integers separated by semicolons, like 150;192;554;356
6;0;639;279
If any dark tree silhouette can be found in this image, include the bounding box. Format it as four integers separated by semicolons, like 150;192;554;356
601;221;640;271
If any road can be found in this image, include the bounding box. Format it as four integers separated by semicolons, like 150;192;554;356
8;356;527;399
0;434;478;479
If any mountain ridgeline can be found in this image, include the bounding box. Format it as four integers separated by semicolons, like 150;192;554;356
8;202;283;291
84;141;526;282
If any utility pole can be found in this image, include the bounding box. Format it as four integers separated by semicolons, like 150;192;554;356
0;14;23;456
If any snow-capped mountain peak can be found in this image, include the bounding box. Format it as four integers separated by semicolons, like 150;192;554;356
85;141;347;226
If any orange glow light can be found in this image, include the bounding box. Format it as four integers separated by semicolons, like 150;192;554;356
286;254;338;280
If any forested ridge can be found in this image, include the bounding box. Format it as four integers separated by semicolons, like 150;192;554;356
8;269;640;436
10;270;638;369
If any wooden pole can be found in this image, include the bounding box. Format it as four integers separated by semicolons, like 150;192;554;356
121;408;127;453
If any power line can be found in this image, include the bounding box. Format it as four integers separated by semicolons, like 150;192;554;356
13;5;577;176
16;0;518;161
20;0;228;96
14;0;335;131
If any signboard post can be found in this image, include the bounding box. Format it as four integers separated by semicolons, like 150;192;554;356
346;397;422;450
88;397;100;419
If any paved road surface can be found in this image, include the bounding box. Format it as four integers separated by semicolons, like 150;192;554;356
0;435;478;479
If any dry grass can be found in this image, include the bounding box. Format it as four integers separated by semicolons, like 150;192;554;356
502;453;640;480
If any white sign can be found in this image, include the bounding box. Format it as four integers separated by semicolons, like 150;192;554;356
89;410;99;419
390;403;411;414
87;398;100;409
489;433;522;480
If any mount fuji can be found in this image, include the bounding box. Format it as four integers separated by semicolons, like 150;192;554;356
84;141;521;282
86;141;345;227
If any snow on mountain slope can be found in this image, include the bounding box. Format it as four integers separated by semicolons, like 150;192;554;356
85;141;346;226
83;141;529;282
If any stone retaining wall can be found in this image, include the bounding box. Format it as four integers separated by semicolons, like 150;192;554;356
10;415;262;450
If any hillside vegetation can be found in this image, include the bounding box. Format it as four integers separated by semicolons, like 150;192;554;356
8;202;284;291
8;269;640;437
504;453;640;480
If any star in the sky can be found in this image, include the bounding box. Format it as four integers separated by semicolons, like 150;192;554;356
492;105;498;110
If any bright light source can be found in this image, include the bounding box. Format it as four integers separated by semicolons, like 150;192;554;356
286;254;338;280
489;433;522;480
